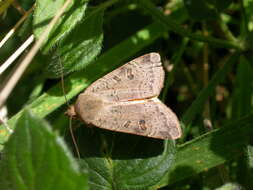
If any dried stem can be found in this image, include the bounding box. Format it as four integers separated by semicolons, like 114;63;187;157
0;0;73;108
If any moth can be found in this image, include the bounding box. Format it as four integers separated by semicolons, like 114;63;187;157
67;53;182;140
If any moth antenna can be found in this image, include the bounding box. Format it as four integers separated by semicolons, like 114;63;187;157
59;59;80;159
69;117;81;159
59;60;69;107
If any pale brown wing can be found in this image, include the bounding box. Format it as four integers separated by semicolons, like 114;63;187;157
83;53;164;102
75;95;182;140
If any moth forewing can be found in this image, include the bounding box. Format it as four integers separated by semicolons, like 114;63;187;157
71;53;182;139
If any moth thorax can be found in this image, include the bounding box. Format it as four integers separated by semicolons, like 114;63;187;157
74;93;104;123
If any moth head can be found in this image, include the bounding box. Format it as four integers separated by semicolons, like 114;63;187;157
65;105;77;118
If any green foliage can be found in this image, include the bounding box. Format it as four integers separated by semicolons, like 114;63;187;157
80;139;176;189
215;183;242;190
1;0;253;189
0;0;13;15
33;0;106;78
0;110;88;190
182;52;239;125
183;0;232;20
33;0;88;53
231;56;253;118
164;114;253;186
44;8;104;78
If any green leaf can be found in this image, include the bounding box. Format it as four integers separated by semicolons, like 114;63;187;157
153;114;253;188
231;56;253;119
77;129;176;189
0;110;88;190
33;0;88;53
44;8;104;78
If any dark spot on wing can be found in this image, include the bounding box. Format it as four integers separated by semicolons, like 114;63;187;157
113;76;121;82
123;120;131;128
139;120;147;130
110;109;118;113
126;68;134;80
142;55;150;63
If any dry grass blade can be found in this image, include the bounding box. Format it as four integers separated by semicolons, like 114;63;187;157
0;35;34;75
0;4;34;49
0;0;73;108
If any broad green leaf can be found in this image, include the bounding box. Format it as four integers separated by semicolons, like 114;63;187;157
153;114;253;188
0;110;88;190
33;0;88;53
44;8;104;78
85;153;175;190
77;129;176;189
